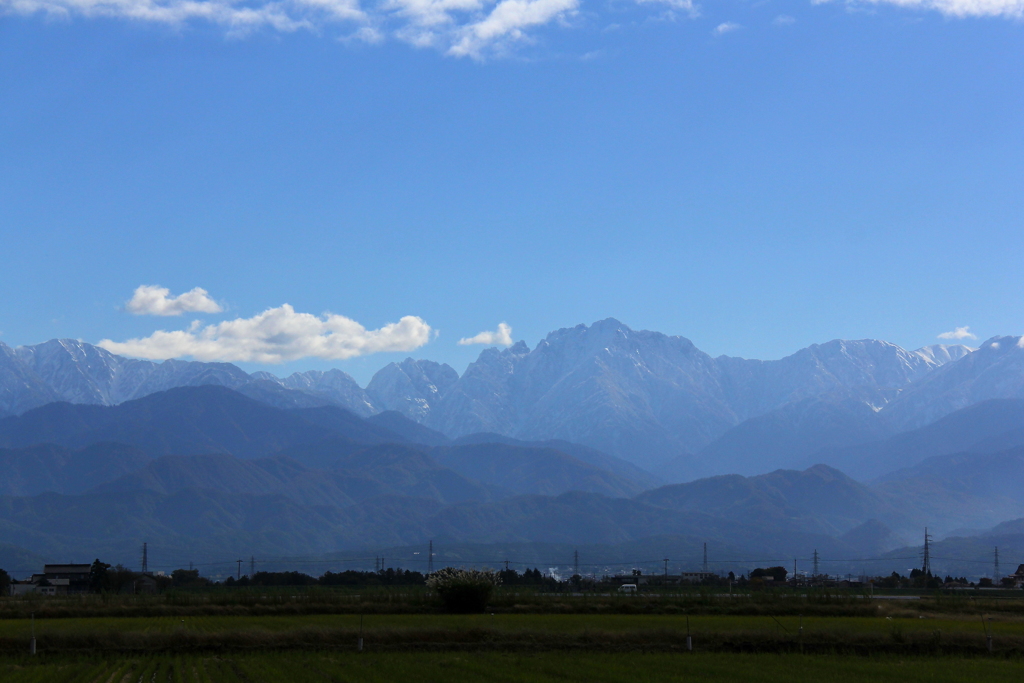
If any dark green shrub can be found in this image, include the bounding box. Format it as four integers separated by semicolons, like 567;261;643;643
426;568;501;613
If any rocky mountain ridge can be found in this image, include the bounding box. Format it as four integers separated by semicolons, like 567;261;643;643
0;322;999;472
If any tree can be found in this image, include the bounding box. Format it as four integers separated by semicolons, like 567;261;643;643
750;566;788;582
89;559;111;593
0;568;10;596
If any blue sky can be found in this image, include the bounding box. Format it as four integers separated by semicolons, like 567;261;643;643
1;0;1022;383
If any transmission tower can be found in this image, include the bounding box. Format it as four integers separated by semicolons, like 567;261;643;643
236;559;243;580
573;550;579;577
922;528;932;575
812;549;819;577
995;547;1000;580
702;542;708;573
427;541;434;574
141;543;148;574
663;558;669;577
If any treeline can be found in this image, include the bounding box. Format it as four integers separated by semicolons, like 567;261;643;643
186;566;560;590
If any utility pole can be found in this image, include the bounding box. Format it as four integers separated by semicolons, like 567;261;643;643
427;541;434;574
794;559;797;581
995;547;1000;581
250;556;254;578
236;559;243;581
922;528;932;575
663;558;669;578
141;542;148;574
189;561;193;572
702;543;708;573
574;550;579;577
812;549;819;578
504;560;509;572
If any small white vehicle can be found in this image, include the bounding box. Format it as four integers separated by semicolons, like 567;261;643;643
617;584;637;594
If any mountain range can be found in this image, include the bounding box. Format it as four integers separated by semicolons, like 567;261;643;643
2;320;1024;578
1;320;1001;477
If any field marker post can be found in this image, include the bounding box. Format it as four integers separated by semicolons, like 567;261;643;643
359;613;364;652
686;615;692;652
980;614;993;654
799;615;803;654
30;613;35;655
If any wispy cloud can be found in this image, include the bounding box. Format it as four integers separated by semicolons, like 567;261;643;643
448;0;579;58
0;0;585;57
772;13;795;24
126;285;223;316
712;21;740;35
99;304;431;363
458;322;513;346
824;0;1024;18
937;326;978;341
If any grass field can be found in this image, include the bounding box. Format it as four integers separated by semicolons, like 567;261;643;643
0;610;1021;656
2;651;1022;682
2;596;1023;680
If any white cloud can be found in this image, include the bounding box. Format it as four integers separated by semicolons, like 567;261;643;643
772;13;795;23
712;21;740;35
99;304;432;363
937;326;978;341
458;322;513;346
634;0;697;16
825;0;1024;17
447;0;579;58
126;285;223;316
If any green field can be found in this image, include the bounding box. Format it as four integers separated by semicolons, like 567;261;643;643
1;651;1020;682
2;596;1023;680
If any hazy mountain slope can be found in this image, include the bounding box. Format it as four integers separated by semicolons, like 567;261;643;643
366;358;459;422
815;399;1024;479
366;411;451;447
0;386;343;457
872;447;1024;533
331;444;493;504
286;405;411;446
681;394;895;480
430;443;646;498
0;443;152;496
637;465;898;536
253;369;378;417
883;337;1024;430
234;379;335;410
451;433;660;490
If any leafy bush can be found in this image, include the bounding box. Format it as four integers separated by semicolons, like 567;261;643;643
426;568;501;613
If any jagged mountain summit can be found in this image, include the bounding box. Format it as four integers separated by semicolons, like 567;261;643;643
417;320;974;468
